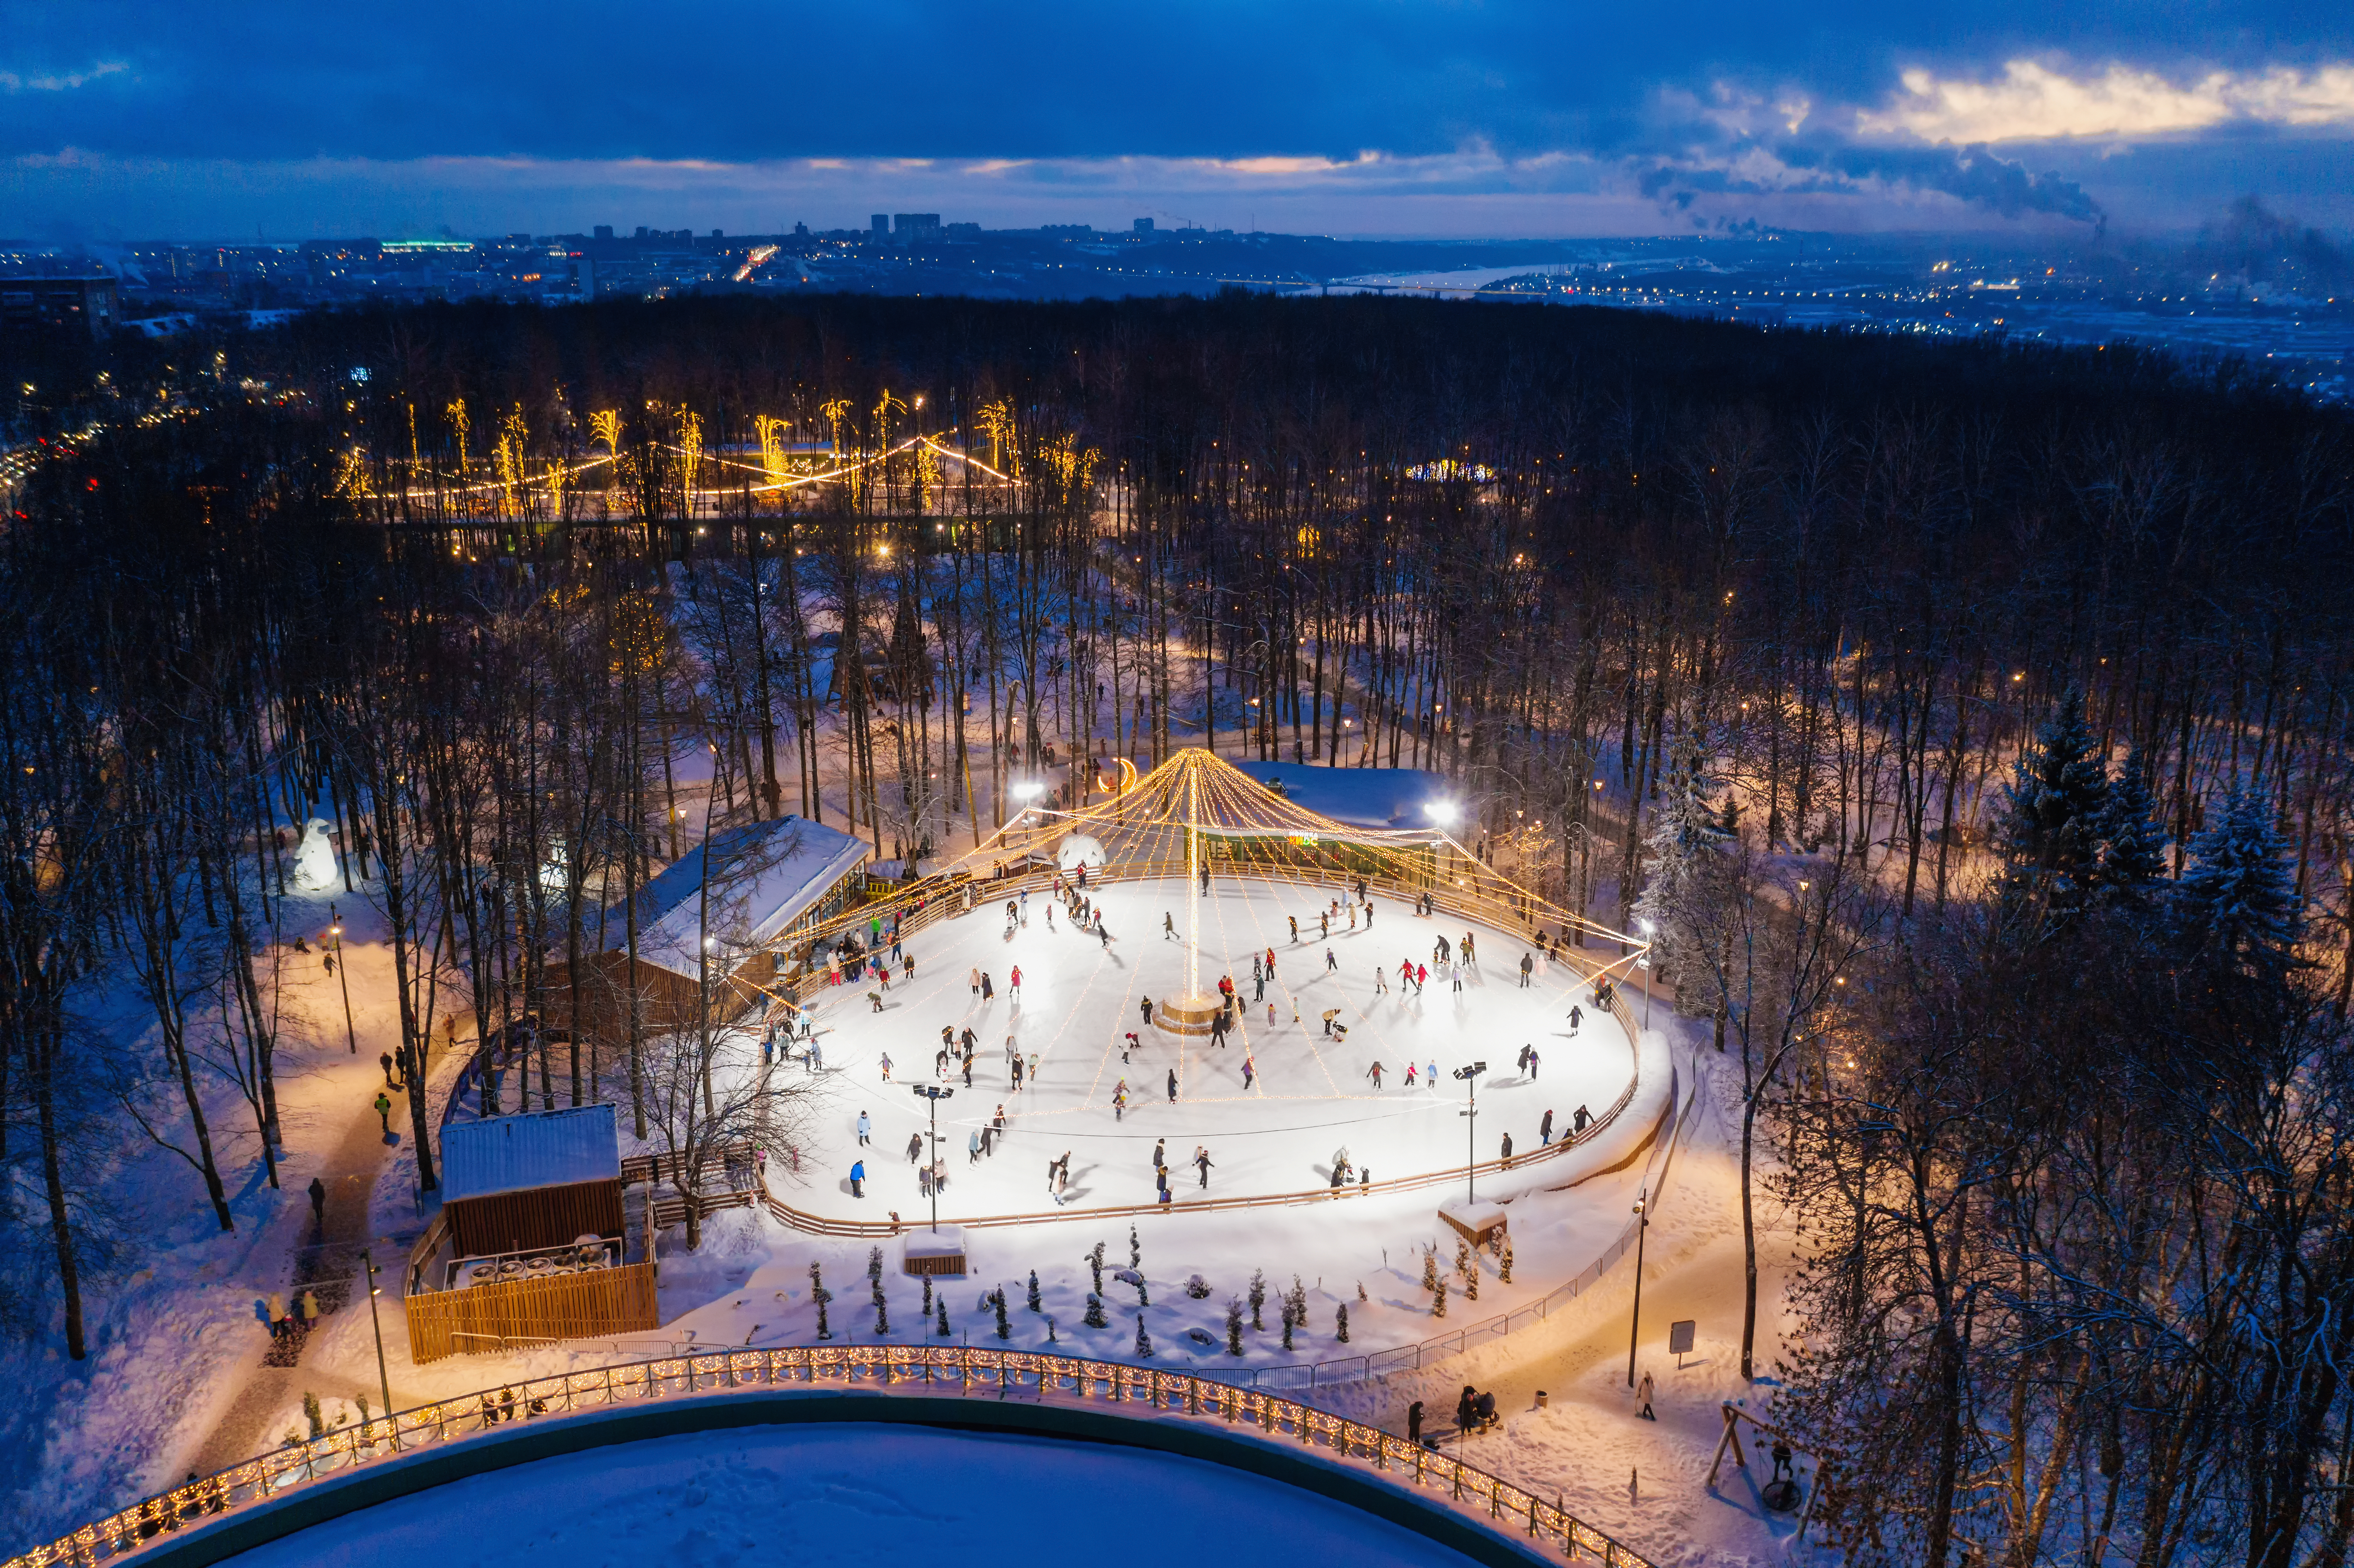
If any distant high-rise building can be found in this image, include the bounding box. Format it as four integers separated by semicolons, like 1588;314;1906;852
1133;218;1154;233
593;225;613;240
893;213;941;238
871;215;889;236
634;226;650;239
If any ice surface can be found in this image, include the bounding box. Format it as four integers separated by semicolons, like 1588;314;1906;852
215;1425;1479;1568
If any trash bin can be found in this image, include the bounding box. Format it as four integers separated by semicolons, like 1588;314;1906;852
1535;1391;1549;1409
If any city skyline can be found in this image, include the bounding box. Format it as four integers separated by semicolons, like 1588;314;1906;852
5;1;2351;241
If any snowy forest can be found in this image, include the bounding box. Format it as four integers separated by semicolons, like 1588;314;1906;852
7;290;2354;1566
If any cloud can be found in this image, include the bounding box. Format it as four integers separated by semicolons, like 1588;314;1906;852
0;60;126;93
1859;60;2354;143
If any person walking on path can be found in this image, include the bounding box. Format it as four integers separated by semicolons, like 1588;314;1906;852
1010;965;1022;998
1404;1061;1418;1089
850;1160;866;1198
1572;1103;1591;1135
907;1132;924;1164
1426;1058;1438;1088
1540;1108;1555;1145
1152;1137;1166;1173
266;1294;289;1342
378;1051;397;1087
1195;1146;1212;1188
1375;966;1388;994
1326;947;1337;973
1415;963;1428;992
1568;1003;1583;1032
1242;1055;1257;1091
299;1290;320;1332
1527;1046;1540;1079
1500;1132;1515;1168
968;1129;983;1164
1519;953;1532;988
1367;1061;1385;1089
969;966;981;998
879;1052;893;1082
1635;1370;1656;1420
373;1091;392;1138
306;1176;326;1232
1165;1067;1178;1103
981;972;994;1001
856;1111;872;1145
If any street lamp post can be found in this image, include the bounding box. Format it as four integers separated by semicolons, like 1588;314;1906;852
1626;1187;1649;1388
1638;919;1657;1031
911;1085;954;1232
361;1249;395;1438
329;904;357;1055
1453;1062;1486;1204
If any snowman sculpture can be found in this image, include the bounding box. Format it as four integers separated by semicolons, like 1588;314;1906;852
291;818;341;891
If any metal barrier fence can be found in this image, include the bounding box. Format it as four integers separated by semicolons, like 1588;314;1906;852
6;1345;1657;1568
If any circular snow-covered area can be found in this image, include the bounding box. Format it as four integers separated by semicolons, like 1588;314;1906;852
218;1425;1477;1568
1056;831;1108;869
794;875;1631;1220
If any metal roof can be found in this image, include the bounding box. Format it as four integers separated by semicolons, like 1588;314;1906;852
441;1103;620;1203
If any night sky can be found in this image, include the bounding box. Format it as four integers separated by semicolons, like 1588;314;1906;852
5;0;2349;239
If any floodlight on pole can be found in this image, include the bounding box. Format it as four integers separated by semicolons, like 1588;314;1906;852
1453;1062;1486;1204
911;1084;954;1233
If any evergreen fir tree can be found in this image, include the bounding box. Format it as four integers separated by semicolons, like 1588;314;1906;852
1998;688;2111;913
1335;1304;1349;1344
1129;1223;1141;1268
2097;747;2170;906
1420;1248;1440;1296
1087;1241;1105;1297
1432;1278;1447;1318
1498;1239;1514;1284
1464;1258;1479;1301
936;1294;951;1337
875;1296;890;1335
1226;1297;1245;1355
1632;739;1722;988
1136;1273;1149;1308
1135;1314;1153;1359
1248;1268;1266;1330
922;1276;933;1318
992;1288;1011;1340
867;1246;884;1286
1027;1269;1042;1312
2172;787;2302;984
1084;1292;1108;1329
1280;1303;1295;1351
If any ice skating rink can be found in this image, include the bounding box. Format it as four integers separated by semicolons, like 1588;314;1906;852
783;876;1636;1222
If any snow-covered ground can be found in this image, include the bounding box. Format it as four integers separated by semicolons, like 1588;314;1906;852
220;1425;1480;1568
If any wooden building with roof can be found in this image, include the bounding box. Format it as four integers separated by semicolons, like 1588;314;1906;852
402;1104;658;1361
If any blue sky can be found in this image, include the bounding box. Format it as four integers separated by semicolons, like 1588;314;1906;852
4;0;2349;239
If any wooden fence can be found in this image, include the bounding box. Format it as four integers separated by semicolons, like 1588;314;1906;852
7;1345;1656;1568
404;1260;659;1363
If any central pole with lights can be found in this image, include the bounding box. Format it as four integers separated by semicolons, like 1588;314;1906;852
1454;1061;1486;1204
362;1249;395;1438
1185;755;1201;999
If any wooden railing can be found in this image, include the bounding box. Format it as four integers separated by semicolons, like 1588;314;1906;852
6;1345;1657;1568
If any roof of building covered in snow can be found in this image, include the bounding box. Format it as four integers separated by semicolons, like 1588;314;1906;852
442;1104;620;1202
1240;766;1454;831
615;815;870;979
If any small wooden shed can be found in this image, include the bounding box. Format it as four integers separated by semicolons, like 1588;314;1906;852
403;1104;658;1361
442;1104;625;1256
